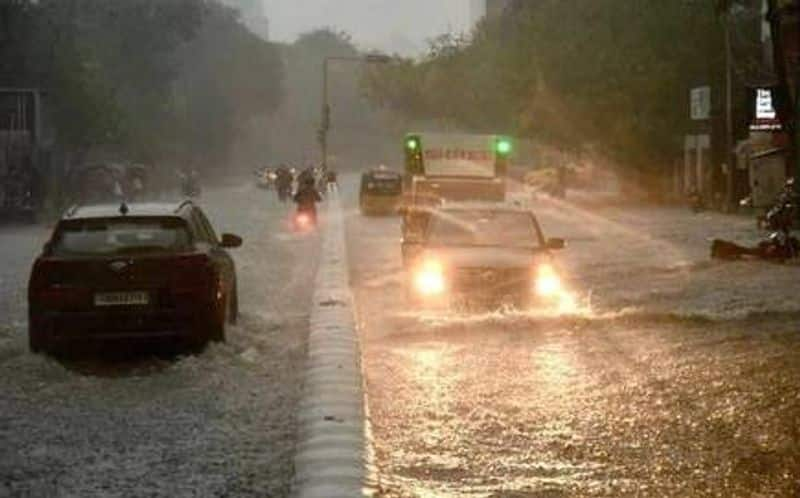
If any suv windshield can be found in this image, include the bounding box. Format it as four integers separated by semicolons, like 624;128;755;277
426;210;540;248
51;217;192;256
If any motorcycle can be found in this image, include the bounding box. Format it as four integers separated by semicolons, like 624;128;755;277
712;178;799;262
290;208;317;233
758;178;797;232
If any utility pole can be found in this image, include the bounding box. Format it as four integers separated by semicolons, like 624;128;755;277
320;58;329;170
724;10;735;211
766;0;799;195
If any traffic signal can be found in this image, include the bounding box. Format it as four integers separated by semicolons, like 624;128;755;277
494;136;512;177
495;137;512;156
404;134;423;176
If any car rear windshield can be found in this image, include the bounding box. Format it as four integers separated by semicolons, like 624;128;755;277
364;175;402;195
426;210;541;248
51;217;192;256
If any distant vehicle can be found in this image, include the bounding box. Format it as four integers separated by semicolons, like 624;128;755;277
360;167;402;215
27;200;242;354
274;166;293;202
291;179;322;232
403;203;565;309
324;169;338;192
402;132;511;207
67;162;152;205
256;167;277;189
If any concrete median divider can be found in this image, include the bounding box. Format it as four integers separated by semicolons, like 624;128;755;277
292;192;375;498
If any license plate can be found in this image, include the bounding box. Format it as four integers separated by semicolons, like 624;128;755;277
94;291;150;307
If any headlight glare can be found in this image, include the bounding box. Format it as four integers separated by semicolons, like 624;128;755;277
414;260;445;296
536;264;562;297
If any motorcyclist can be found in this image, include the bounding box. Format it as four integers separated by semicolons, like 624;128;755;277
325;168;338;192
297;167;316;188
293;176;322;225
275;165;293;202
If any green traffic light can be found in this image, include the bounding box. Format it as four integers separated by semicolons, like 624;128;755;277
406;138;419;151
496;139;512;155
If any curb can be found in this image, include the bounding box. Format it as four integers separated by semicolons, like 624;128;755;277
292;193;374;498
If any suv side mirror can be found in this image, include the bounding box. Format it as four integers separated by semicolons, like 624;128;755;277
546;238;565;250
220;233;243;248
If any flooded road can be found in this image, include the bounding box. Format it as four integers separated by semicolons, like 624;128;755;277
346;191;800;497
0;183;319;497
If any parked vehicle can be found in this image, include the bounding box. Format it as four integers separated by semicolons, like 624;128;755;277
67;162;153;205
712;178;800;262
28;200;242;354
759;178;797;232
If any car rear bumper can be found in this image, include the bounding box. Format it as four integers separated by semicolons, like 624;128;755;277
31;308;210;344
360;195;401;214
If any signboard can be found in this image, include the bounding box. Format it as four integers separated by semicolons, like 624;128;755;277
690;86;711;121
750;87;782;131
421;133;496;178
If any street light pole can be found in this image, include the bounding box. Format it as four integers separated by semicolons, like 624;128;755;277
321;57;329;170
319;54;392;170
724;11;735;211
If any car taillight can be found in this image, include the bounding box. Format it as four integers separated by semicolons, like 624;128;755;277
169;254;215;292
29;260;90;310
29;259;64;297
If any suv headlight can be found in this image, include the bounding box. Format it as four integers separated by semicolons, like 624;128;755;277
414;259;445;296
535;264;562;297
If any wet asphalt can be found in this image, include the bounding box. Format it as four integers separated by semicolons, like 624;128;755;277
0;184;319;497
345;191;800;497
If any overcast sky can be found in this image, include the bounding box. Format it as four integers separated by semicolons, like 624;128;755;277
261;0;478;56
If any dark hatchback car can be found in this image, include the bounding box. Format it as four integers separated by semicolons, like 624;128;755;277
28;201;242;353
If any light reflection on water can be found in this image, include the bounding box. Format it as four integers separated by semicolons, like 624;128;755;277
386;335;606;496
532;342;577;398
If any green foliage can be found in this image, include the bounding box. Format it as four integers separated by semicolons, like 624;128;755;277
363;0;730;174
282;28;363;128
173;2;284;165
48;42;124;148
267;27;393;166
1;0;285;168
